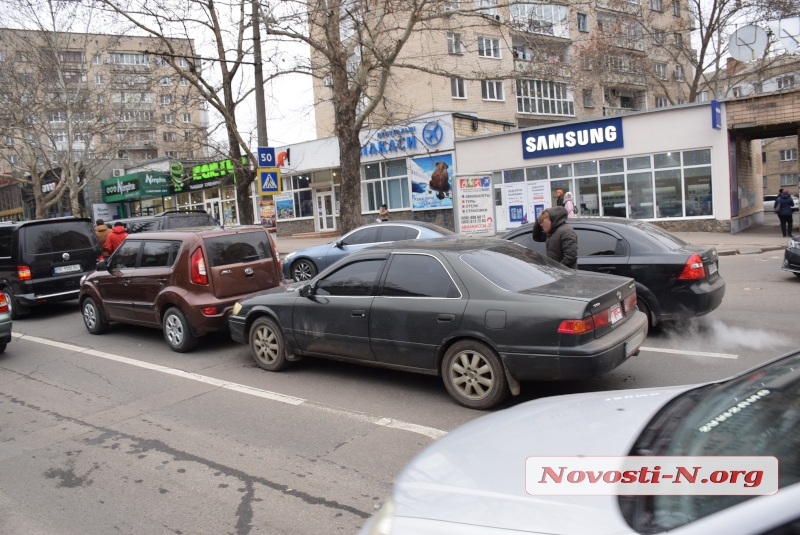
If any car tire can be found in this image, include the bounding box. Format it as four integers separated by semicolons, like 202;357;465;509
249;316;289;371
637;299;653;328
3;287;30;320
794;273;800;279
0;344;6;354
82;297;110;335
291;259;317;282
162;307;198;353
442;340;508;410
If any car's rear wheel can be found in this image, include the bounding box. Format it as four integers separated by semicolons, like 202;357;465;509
292;259;317;282
249;316;289;371
3;287;30;320
442;340;507;410
162;307;198;353
82;297;110;334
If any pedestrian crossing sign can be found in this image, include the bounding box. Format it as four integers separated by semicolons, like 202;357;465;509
257;167;281;196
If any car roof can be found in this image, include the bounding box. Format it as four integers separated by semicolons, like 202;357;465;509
363;236;503;254
351;220;454;234
124;225;267;239
0;217;92;228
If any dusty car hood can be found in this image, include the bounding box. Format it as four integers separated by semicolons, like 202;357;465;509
393;385;695;535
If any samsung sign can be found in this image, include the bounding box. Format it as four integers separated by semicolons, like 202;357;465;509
522;117;624;159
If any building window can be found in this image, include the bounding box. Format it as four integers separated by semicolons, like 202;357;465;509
672;0;680;16
517;79;575;115
511;3;569;37
178;58;187;67
582;57;593;71
162;114;175;124
696;91;708;102
674;65;684;81
159;77;172;86
108;53;149;65
673;33;683;47
118;151;129;159
93;54;102;65
163;131;177;142
777;76;795;90
182;95;191;105
477;36;501;58
678;98;687;104
451;77;466;99
655;97;669;108
447;32;464;54
732;87;741;97
278;174;313;219
780;174;799;186
160;94;173;105
762;151;767;163
8;155;18;165
183;113;191;123
763;175;768;188
652;29;665;45
94;74;104;84
577;13;589;32
779;149;797;161
4;136;13;146
481;80;504;101
583;89;594;108
47;111;66;123
655;63;667;79
475;0;498;16
165;151;178;158
361;159;410;212
97;94;105;104
650;0;663;11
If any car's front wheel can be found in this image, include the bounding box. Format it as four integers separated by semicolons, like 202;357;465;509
442;340;508;410
249;316;289;371
3;287;29;320
291;259;317;282
82;297;110;334
162;307;198;353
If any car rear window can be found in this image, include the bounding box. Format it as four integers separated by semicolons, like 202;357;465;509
165;214;216;229
125;220;160;234
23;221;95;254
203;231;272;267
460;244;573;292
628;221;688;251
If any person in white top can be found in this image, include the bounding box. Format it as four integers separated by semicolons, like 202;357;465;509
564;191;576;217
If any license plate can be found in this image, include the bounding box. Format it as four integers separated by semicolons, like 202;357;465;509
625;329;647;358
609;303;623;324
54;264;82;275
708;262;718;275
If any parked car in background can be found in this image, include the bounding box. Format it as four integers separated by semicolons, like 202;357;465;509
764;193;799;213
501;218;725;327
782;235;800;277
282;221;453;281
0;292;11;353
0;218;102;319
359;349;800;535
110;209;217;234
230;238;647;409
80;226;282;352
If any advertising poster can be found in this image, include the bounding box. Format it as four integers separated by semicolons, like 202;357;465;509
456;176;495;236
504;183;527;228
409;153;453;211
92;203;116;222
527;181;551;223
274;192;294;219
258;198;277;231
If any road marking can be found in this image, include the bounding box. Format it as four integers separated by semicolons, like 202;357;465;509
639;346;738;359
11;333;448;440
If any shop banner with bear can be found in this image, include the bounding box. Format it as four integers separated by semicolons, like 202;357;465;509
408;153;453;211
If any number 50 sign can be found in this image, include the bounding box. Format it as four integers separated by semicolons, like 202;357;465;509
258;147;275;166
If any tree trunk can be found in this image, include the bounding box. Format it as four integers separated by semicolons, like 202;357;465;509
33;186;47;220
337;126;363;234
69;186;84;218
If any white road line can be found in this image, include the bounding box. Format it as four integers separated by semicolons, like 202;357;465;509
639;346;738;359
10;332;448;440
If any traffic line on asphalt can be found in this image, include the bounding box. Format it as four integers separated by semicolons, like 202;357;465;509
11;332;448;440
639;346;738;359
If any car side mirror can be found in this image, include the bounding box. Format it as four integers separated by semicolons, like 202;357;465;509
299;284;315;297
334;240;344;248
96;260;108;271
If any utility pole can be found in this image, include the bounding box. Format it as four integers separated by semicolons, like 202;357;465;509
252;0;268;146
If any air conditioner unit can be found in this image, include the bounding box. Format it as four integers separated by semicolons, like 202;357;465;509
112;169;124;177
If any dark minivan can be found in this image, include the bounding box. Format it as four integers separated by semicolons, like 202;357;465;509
112;210;217;234
0;218;102;318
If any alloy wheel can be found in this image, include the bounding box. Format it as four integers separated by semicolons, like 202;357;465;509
83;303;97;329
293;261;313;281
449;350;494;401
165;314;184;346
253;325;279;365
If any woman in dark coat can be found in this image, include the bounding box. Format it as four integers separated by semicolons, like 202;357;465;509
774;189;795;237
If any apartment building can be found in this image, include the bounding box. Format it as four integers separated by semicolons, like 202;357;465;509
311;0;694;138
0;28;209;217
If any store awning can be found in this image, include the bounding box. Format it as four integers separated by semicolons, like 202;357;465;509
102;172;172;203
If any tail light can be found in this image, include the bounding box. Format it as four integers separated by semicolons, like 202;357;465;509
98;255;105;262
268;232;281;274
678;254;705;280
190;248;208;285
0;293;7;314
201;306;217;315
18;265;31;281
622;291;637;313
558;318;594;334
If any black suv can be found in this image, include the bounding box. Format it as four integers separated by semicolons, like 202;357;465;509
112;210;217;234
0;218;102;319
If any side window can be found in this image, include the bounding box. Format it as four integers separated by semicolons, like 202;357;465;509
378;226;415;242
575;230;620;257
140;241;172;268
109;241;141;269
343;227;379;245
509;232;546;255
382;254;460;298
0;228;13;258
315;259;385;297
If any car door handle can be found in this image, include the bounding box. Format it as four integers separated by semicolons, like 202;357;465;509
157;279;167;285
438;314;455;322
598;267;616;273
351;310;366;317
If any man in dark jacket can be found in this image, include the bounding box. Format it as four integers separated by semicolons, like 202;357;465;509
532;206;578;268
774;189;795;237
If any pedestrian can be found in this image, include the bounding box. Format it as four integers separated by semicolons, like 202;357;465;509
532;206;578;268
94;219;112;258
376;204;389;222
556;189;564;207
105;222;129;255
563;192;576;217
774;188;795;237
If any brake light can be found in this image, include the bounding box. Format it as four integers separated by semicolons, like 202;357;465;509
622;291;637;313
18;265;31;281
592;308;610;328
0;293;7;314
558;318;594;334
98;255;104;262
190;248;208;285
201;306;217;315
678;254;705;280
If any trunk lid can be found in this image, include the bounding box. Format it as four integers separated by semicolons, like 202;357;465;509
21;220;100;284
681;244;720;283
202;230;280;299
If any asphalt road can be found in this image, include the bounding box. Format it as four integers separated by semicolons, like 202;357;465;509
1;250;798;535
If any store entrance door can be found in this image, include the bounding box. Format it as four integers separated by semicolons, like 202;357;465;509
204;198;222;224
316;192;336;231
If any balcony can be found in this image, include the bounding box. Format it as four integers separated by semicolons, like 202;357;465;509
118;140;157;150
604;107;638;116
601;71;647;85
596;0;642;15
608;36;645;51
514;59;571;78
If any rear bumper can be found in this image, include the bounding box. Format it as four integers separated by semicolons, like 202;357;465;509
657;275;726;321
229;315;246;344
782;246;800;273
183;304;234;335
17;287;81;306
501;312;648;381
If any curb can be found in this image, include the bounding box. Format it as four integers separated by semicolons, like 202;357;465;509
717;245;786;256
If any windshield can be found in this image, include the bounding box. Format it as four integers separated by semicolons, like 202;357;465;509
460;243;573;292
621;352;800;533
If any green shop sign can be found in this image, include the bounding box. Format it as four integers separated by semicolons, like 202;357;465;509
102;172;172;202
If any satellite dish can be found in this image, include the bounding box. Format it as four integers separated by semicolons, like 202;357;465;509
767;17;800;54
729;25;769;61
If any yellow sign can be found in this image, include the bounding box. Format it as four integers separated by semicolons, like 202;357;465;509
257;167;282;196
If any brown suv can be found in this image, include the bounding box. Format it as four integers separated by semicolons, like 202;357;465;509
79;226;281;352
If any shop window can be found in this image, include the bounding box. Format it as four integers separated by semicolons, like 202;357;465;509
574;160;598;176
279;174;313;219
654;151;681;168
526;166;548;181
600;158;624;174
503;169;525;183
361;159;410;212
550;163;572;178
655;169;683;218
627;171;654;219
600;174;626;217
684;167;712;216
627;156;651;170
550;179;572;208
576;175;599;216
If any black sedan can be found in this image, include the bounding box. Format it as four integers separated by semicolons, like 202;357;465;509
782;234;800;278
502;218;726;327
229;238;648;409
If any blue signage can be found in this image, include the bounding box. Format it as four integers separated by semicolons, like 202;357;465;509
422;122;444;146
711;100;722;130
521;117;624;159
260;170;279;193
258;147;275;166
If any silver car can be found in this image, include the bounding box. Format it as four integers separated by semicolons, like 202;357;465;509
360;349;800;535
0;292;11;353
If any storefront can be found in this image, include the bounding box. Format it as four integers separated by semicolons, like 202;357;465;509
275;111;457;236
101;171;172;219
454;102;754;234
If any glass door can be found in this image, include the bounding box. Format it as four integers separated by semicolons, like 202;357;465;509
316;192;336;231
204;198;222;224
